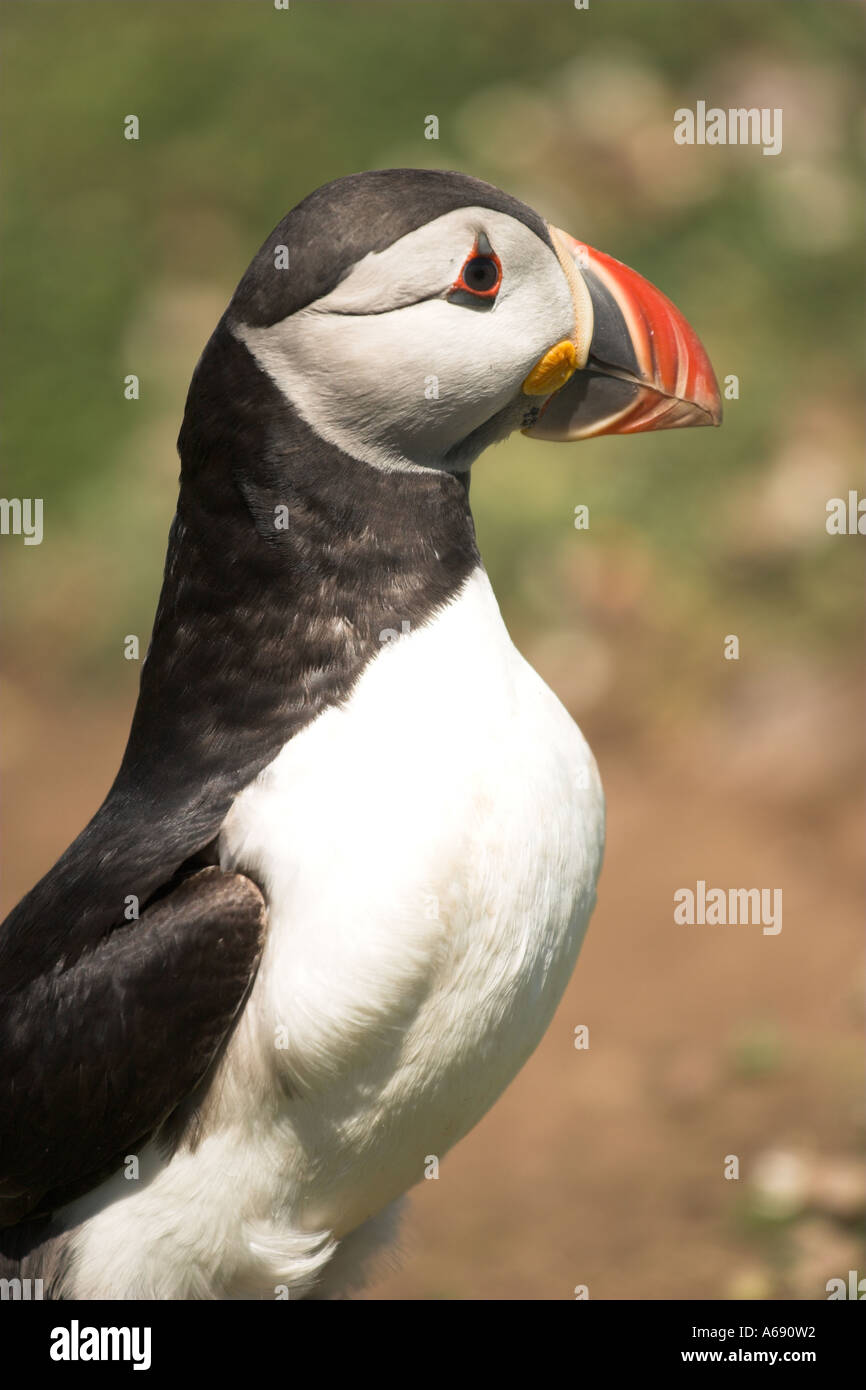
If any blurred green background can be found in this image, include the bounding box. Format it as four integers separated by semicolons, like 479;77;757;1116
1;0;863;1300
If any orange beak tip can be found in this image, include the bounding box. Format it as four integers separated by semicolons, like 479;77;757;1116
529;227;724;443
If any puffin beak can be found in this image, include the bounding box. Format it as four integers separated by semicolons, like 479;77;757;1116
523;227;722;441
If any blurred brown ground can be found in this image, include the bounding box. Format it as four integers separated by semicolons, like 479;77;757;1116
2;651;861;1301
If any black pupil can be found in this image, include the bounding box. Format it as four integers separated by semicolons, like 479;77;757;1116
463;255;498;292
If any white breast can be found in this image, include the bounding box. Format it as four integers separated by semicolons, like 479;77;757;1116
63;567;604;1298
216;565;604;1215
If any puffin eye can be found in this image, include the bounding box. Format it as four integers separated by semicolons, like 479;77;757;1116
452;250;502;300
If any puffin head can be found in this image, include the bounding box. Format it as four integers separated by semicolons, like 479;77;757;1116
226;169;721;475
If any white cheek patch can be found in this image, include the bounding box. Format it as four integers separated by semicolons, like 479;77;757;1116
235;206;575;473
314;230;461;316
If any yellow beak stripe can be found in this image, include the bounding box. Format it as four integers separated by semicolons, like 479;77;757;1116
522;339;578;397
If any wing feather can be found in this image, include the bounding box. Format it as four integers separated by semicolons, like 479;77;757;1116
0;867;265;1225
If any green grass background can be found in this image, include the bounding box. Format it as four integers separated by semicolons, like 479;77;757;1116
1;0;863;708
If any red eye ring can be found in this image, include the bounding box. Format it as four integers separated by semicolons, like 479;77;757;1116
451;245;502;299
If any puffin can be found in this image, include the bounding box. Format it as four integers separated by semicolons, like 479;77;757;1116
0;169;720;1299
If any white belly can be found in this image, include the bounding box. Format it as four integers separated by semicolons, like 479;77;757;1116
64;567;604;1298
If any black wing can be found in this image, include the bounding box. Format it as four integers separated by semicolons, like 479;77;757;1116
0;866;265;1224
